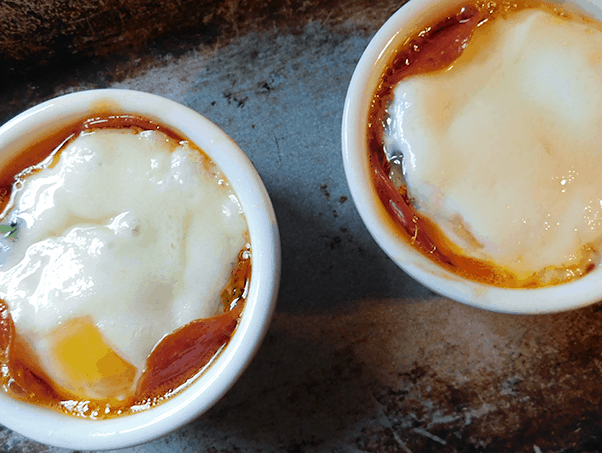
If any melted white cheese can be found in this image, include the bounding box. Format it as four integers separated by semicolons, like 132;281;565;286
385;8;602;278
0;128;247;394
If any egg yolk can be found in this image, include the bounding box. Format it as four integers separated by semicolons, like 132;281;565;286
45;318;136;401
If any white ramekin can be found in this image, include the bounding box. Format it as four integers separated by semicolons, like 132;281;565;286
342;0;602;314
0;89;280;449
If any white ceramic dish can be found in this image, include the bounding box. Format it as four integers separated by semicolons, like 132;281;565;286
0;89;280;449
342;0;602;314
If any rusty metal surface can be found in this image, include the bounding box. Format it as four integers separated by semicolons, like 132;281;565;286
1;1;602;452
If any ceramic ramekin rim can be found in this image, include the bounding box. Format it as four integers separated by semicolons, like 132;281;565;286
341;0;602;315
0;89;281;450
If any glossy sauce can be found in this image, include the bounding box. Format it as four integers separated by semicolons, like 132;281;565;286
0;115;251;418
367;0;595;288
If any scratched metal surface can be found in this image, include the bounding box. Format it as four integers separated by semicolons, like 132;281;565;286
1;1;602;452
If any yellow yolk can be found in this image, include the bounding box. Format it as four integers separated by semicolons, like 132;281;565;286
45;318;136;401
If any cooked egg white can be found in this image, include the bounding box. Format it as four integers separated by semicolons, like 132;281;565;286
0;128;248;401
385;7;602;279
